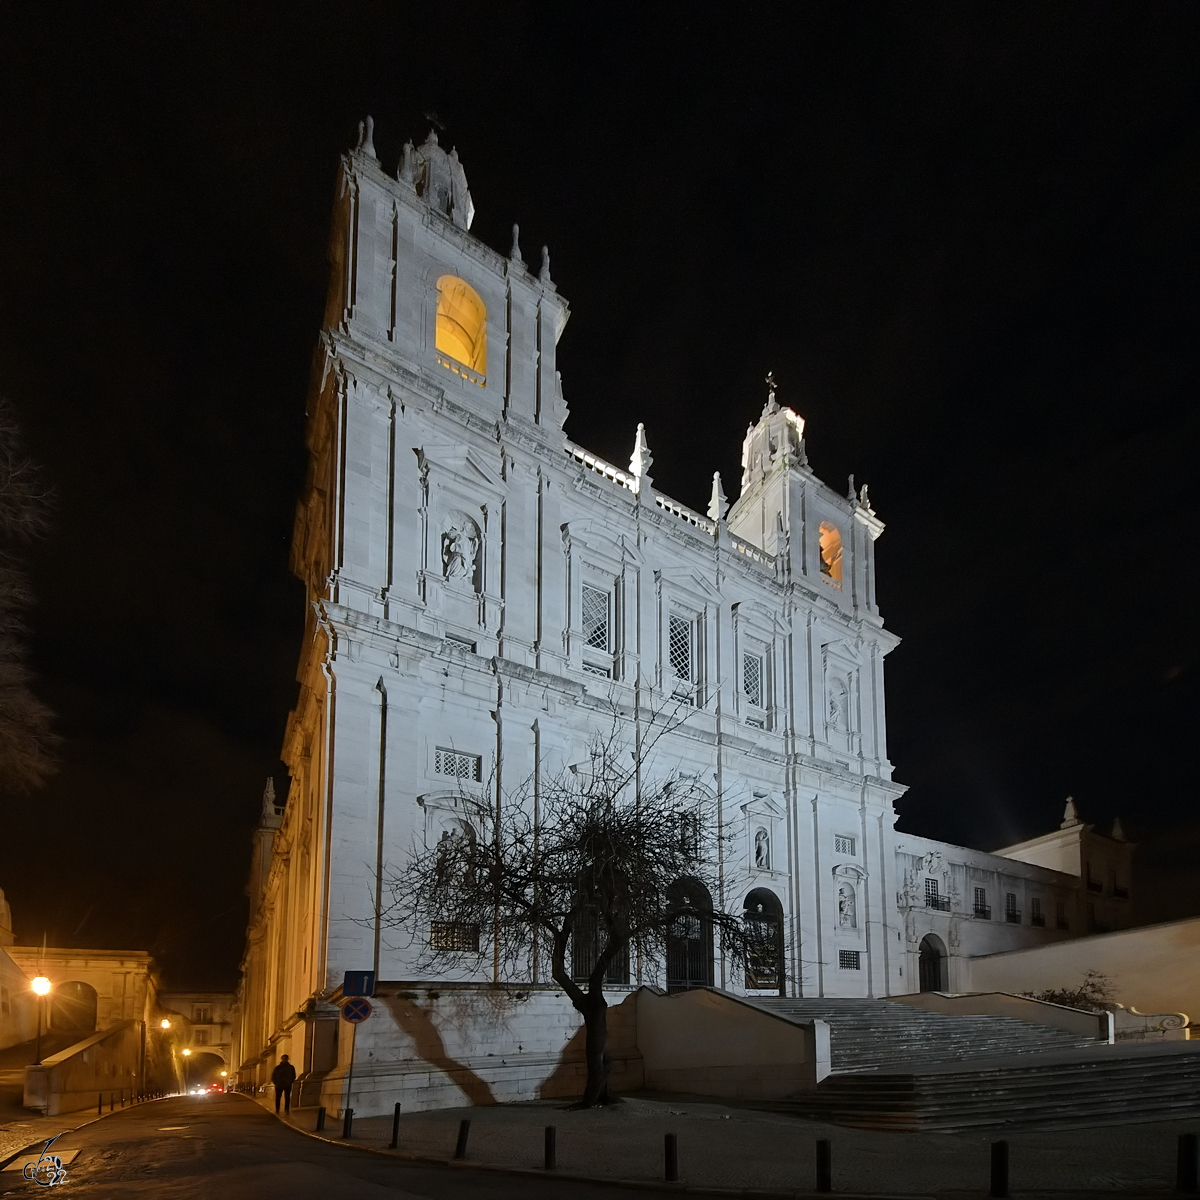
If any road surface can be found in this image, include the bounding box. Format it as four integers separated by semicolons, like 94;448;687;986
0;1092;676;1199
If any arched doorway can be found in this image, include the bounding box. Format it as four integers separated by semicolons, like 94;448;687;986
665;878;714;991
743;888;785;995
182;1051;227;1091
50;981;97;1034
918;934;947;992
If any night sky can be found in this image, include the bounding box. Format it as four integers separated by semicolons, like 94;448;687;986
1;4;1197;990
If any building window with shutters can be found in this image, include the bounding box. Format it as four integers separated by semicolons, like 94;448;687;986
435;747;482;782
1005;892;1020;923
973;887;990;919
834;834;856;856
668;611;697;703
581;582;613;677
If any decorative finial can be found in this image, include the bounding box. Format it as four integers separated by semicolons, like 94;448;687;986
1110;816;1127;841
1061;796;1082;829
707;472;729;523
539;244;552;283
510;223;523;263
858;483;873;512
629;423;653;493
399;140;416;184
763;370;779;416
847;473;856;500
356;116;377;160
423;128;440;146
261;778;277;821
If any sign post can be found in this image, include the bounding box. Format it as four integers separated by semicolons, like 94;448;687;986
340;995;372;1128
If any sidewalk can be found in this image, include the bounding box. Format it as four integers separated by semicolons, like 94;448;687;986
0;1090;156;1167
267;1092;1200;1195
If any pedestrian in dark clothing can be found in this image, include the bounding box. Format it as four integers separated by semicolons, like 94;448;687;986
271;1055;296;1114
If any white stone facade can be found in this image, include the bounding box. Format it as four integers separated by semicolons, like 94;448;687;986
234;126;1136;1111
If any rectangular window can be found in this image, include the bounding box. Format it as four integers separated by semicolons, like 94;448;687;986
1056;901;1069;930
435;747;482;782
193;1005;211;1024
570;915;630;985
679;812;700;859
925;878;949;912
430;920;480;952
1005;892;1020;923
193;1028;209;1046
581;583;610;651
668;612;696;701
1030;897;1045;927
838;950;861;970
742;652;763;708
973;887;990;918
834;835;856;856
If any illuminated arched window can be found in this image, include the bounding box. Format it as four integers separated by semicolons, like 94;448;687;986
435;275;487;379
818;522;843;587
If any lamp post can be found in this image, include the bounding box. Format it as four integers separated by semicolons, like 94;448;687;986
31;977;51;1064
219;1070;227;1093
182;1048;191;1093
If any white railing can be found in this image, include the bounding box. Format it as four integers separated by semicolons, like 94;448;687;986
730;534;775;569
565;440;637;494
654;493;715;535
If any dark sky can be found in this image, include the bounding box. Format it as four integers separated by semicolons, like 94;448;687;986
1;4;1197;990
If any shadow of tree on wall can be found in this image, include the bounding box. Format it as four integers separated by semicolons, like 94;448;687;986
540;991;640;1102
378;993;497;1106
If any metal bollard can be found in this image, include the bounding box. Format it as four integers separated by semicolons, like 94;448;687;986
109;1092;114;1112
544;1125;557;1170
816;1138;832;1193
664;1132;679;1182
454;1119;471;1160
98;1093;103;1116
1179;1133;1199;1194
990;1140;1009;1198
315;1106;326;1132
342;1108;354;1139
389;1102;401;1150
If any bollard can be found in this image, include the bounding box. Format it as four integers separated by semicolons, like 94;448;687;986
109;1092;114;1112
816;1138;832;1193
544;1125;557;1171
454;1119;471;1160
1179;1134;1199;1194
342;1108;354;1139
990;1140;1009;1199
388;1102;401;1150
315;1106;326;1132
98;1093;103;1116
664;1133;679;1183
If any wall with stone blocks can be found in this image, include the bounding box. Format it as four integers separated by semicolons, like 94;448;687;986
316;986;642;1118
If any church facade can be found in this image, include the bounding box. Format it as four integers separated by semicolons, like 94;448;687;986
233;124;1135;1112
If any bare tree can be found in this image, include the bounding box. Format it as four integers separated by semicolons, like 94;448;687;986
0;400;56;791
381;710;771;1107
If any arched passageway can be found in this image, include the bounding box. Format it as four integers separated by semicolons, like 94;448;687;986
51;981;97;1034
918;934;948;992
665;878;714;991
743;888;785;995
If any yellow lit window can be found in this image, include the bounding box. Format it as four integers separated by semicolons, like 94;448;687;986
818;522;843;586
435;275;487;378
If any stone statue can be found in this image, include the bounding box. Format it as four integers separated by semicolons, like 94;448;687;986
754;828;770;870
838;882;856;928
442;513;480;586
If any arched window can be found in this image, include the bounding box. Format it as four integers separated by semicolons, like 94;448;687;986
435;275;487;378
818;522;843;587
665;878;714;991
51;981;97;1034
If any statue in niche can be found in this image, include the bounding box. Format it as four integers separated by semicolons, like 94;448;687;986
838;882;857;929
754;827;770;870
441;512;480;588
828;682;848;730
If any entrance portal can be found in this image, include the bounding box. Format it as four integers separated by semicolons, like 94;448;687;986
665;878;714;991
918;934;947;992
743;887;785;995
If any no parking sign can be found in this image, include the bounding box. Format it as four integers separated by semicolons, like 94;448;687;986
341;997;372;1024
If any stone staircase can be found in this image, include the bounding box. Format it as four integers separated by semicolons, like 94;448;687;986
747;997;1096;1073
746;997;1200;1131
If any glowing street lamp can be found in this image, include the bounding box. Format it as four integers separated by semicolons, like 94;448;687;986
160;1018;171;1030
219;1069;227;1092
182;1047;191;1092
30;977;51;1065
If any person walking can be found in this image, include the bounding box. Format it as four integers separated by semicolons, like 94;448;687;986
271;1054;296;1115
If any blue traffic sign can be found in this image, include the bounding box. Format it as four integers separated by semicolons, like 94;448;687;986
342;997;372;1024
343;970;375;998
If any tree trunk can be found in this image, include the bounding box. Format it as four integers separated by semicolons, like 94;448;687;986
576;990;615;1106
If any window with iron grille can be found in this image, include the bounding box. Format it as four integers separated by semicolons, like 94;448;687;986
742;652;763;707
668;613;695;692
834;834;856;856
838;950;861;970
1005;892;1020;923
973;887;990;918
582;583;610;651
1030;897;1045;926
925;878;939;903
434;747;482;782
570;915;629;985
430;921;480;952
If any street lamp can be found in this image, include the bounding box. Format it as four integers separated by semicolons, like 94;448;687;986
219;1070;227;1093
182;1048;191;1093
30;977;51;1065
160;1018;171;1030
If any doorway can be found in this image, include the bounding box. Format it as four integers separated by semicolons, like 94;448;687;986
665;878;714;991
918;934;948;992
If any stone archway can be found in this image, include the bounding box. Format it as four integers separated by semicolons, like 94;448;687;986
918;934;948;992
50;981;97;1034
